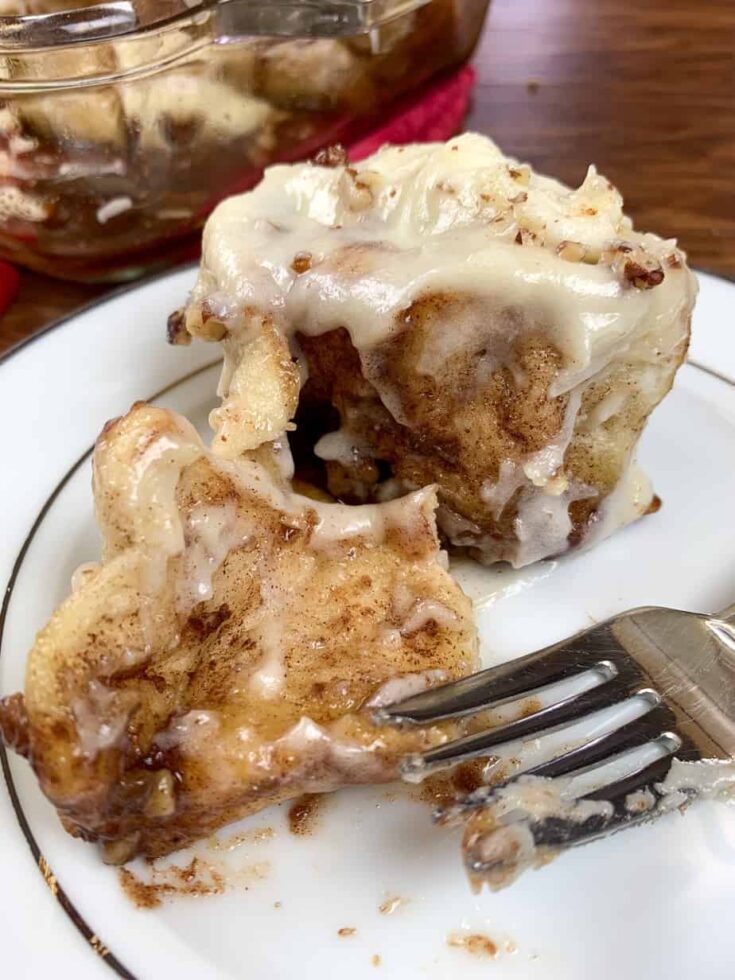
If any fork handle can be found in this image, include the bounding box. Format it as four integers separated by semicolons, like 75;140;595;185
715;602;735;624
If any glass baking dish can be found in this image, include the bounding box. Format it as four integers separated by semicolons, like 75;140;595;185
0;0;490;281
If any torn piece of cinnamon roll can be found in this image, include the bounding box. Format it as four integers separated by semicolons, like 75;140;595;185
0;403;477;861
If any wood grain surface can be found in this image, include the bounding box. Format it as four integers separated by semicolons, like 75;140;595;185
0;0;733;355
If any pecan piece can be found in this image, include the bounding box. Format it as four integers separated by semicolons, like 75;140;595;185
291;251;313;274
556;240;588;263
602;240;664;290
313;144;348;168
166;308;191;346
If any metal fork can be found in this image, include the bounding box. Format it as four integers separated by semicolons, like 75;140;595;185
373;603;735;888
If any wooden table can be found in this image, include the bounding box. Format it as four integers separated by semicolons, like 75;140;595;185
1;0;733;355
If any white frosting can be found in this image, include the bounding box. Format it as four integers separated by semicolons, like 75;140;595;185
248;570;316;699
155;709;221;753
314;427;367;467
160;713;396;792
658;758;735;805
582;456;654;552
177;501;241;613
93;412;206;646
71;561;100;593
263;717;394;791
94;412;204;571
511;484;591;567
365;670;449;709
481;773;615;825
463;773;615;890
96;196;133;225
191;134;690;381
309;485;435;549
480;384;588;556
72;680;131;758
400;599;459;635
523;387;583;487
185;133;696;565
625;787;657;814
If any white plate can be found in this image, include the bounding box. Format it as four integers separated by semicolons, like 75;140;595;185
1;268;734;980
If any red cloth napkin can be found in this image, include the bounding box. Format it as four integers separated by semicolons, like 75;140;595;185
0;65;475;317
0;260;20;320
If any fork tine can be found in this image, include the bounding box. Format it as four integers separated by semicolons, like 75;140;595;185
399;679;660;779
438;731;681;824
519;700;682;780
372;645;626;725
433;704;682;820
461;735;684;887
577;738;684;808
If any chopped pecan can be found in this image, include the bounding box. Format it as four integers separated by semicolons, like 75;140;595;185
602;240;664;290
198;301;228;341
508;164;531;186
624;260;664;289
604;239;633;254
166;308;191;346
313;144;348;168
556;240;588;263
516;227;538;246
340;166;373;212
291;251;313;274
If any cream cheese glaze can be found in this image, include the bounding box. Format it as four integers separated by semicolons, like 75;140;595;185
182;132;696;566
92;407;464;702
